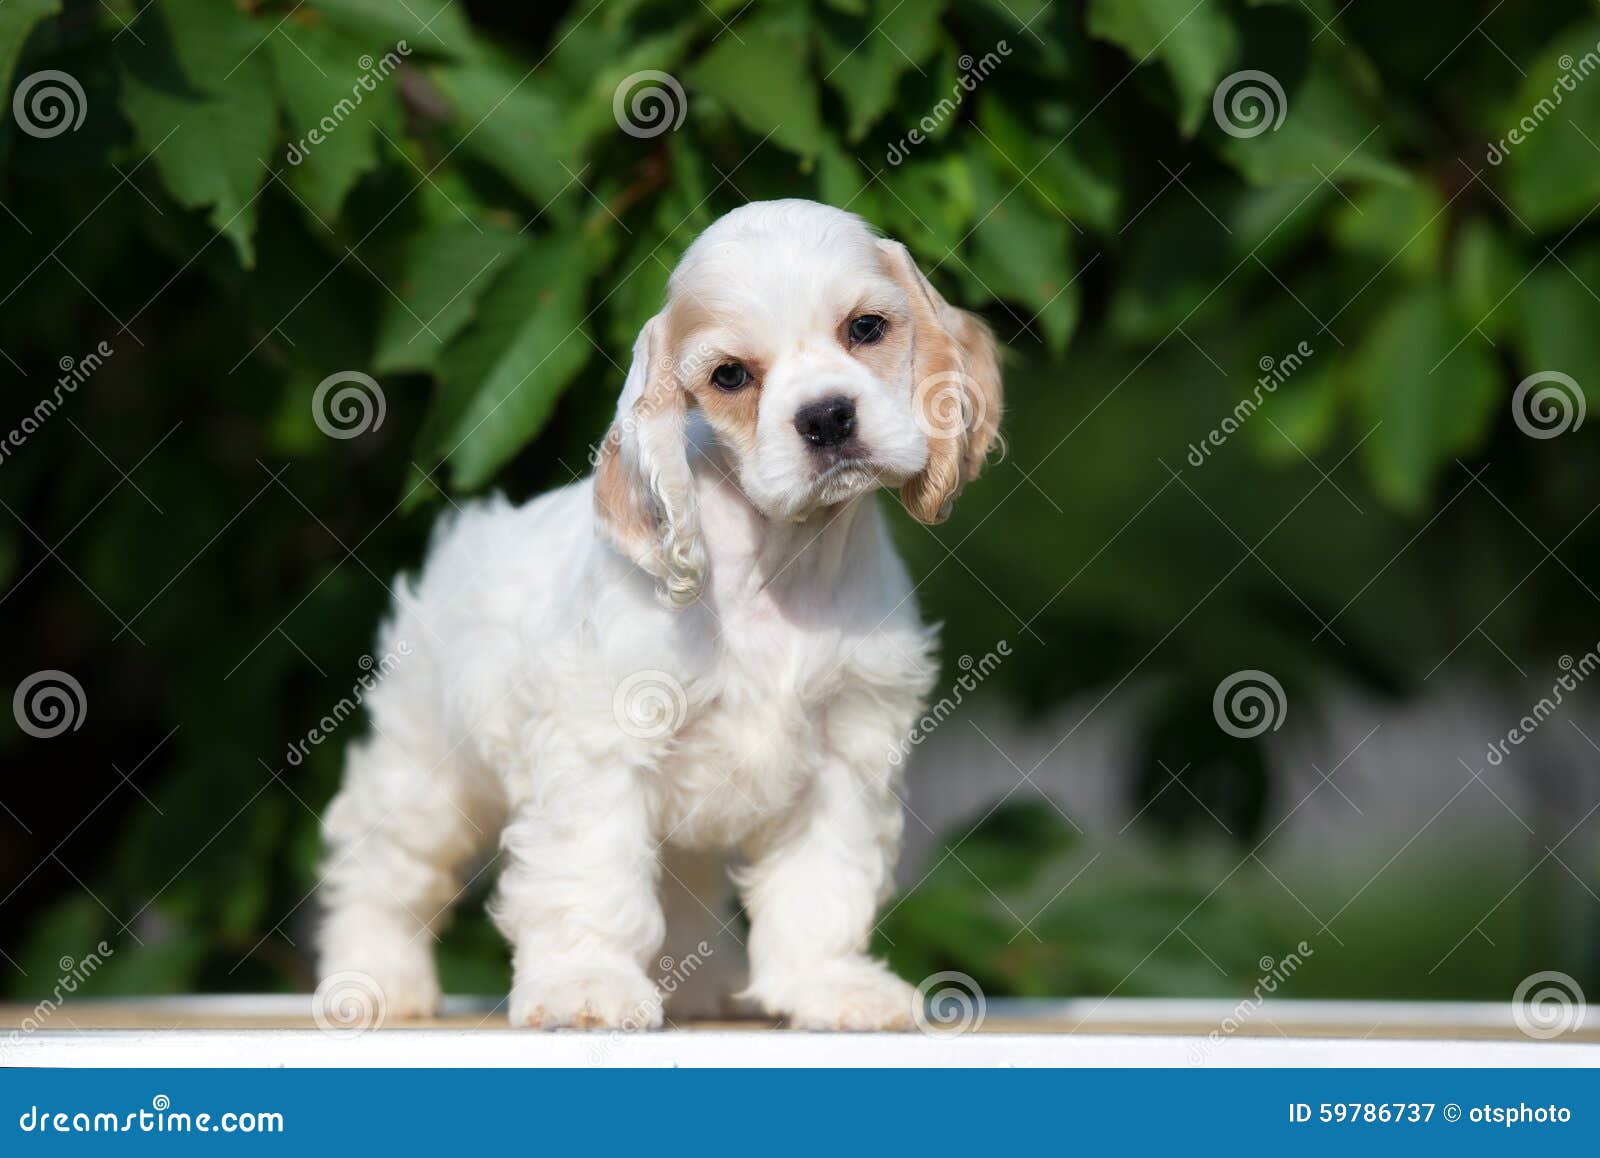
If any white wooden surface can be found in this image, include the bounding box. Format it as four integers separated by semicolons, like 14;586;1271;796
5;997;1598;1067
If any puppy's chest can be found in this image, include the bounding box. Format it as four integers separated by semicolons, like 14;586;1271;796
651;610;843;847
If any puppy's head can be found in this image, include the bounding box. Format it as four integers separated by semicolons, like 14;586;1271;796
596;199;1003;607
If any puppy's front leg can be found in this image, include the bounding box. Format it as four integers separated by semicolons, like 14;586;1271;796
492;758;665;1030
739;759;916;1030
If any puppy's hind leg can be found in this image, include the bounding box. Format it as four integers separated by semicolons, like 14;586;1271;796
317;730;501;1021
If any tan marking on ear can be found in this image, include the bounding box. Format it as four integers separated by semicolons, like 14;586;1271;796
878;240;1005;525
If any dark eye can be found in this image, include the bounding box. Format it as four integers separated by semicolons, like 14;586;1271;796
849;314;887;344
711;362;749;391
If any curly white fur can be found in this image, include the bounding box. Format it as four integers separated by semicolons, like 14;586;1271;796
316;200;1002;1030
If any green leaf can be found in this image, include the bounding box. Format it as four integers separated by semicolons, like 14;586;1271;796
373;223;526;375
1247;361;1339;466
304;0;476;58
976;98;1118;233
1451;217;1523;341
818;0;947;142
430;58;579;208
1215;51;1406;187
967;145;1077;352
267;21;405;224
1503;21;1600;231
1087;0;1238;135
1329;178;1445;276
117;0;276;267
685;8;829;159
1353;286;1500;512
0;0;60;93
1514;242;1600;409
430;234;594;489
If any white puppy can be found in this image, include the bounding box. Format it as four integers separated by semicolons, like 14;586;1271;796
316;199;1003;1030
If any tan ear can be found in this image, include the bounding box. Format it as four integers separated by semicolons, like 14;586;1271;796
593;315;705;607
878;240;1004;524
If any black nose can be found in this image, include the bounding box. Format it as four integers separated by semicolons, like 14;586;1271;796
794;396;856;449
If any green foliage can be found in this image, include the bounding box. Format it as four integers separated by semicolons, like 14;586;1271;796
3;0;1599;1003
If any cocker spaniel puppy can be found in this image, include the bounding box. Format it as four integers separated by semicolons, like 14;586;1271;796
316;199;1003;1030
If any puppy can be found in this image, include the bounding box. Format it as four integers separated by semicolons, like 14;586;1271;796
316;199;1003;1030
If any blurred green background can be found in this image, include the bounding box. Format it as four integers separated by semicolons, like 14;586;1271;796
2;0;1598;1008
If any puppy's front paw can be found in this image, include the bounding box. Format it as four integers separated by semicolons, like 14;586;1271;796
509;963;662;1030
316;951;441;1024
762;958;917;1031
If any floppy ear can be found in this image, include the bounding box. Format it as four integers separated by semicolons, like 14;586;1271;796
878;240;1004;525
593;315;705;608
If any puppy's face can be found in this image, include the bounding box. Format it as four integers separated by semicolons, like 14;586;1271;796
596;200;1003;605
662;207;929;521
